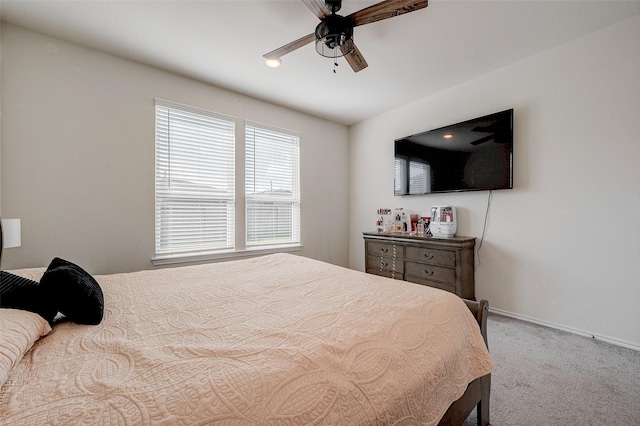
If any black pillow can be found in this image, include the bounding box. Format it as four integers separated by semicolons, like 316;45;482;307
0;271;58;324
39;258;104;325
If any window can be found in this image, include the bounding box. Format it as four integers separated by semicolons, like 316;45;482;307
245;123;300;248
155;100;235;258
154;101;302;264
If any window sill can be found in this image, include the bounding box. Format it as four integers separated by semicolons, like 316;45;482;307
151;244;303;267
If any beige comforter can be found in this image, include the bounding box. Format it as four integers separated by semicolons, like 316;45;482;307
1;253;493;425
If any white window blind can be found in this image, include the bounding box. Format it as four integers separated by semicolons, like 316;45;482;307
245;123;300;248
155;100;235;257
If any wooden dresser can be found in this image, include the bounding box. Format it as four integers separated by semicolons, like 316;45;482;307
363;231;476;299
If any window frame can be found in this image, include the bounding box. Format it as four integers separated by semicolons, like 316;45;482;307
152;101;302;266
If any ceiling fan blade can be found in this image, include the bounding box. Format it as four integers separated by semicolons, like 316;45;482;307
348;0;428;27
264;33;315;59
341;42;368;73
301;0;331;19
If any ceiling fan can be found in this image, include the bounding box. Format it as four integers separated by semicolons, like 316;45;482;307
263;0;429;72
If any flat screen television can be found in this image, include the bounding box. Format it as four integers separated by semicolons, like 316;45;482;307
394;109;513;195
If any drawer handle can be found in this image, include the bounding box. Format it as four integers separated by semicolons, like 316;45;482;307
380;248;389;253
424;253;434;260
424;269;434;276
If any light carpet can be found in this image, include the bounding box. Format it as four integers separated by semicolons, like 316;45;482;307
463;313;640;425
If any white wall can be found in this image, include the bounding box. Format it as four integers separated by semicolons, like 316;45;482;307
349;16;640;348
0;23;350;273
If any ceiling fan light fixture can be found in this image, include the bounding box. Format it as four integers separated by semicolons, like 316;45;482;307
315;14;353;58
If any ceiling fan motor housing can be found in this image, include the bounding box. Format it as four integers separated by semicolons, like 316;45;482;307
325;0;342;14
315;14;354;57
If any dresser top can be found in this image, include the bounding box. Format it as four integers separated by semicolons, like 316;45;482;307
363;231;476;248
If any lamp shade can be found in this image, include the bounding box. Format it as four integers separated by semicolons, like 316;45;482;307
1;218;21;248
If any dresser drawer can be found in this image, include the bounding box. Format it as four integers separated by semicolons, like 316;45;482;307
366;268;404;280
406;276;457;294
405;246;455;267
367;255;405;275
367;241;404;258
405;261;455;284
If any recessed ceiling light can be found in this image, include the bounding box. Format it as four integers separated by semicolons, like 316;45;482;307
265;58;282;68
444;133;454;139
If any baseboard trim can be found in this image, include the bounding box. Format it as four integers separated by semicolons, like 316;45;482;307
489;307;640;352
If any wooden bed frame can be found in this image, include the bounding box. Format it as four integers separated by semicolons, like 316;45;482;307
439;299;491;426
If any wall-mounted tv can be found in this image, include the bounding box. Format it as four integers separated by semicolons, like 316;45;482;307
394;109;513;195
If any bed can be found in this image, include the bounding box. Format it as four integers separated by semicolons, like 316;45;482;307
0;253;493;425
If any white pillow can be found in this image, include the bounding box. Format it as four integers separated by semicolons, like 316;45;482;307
0;308;52;388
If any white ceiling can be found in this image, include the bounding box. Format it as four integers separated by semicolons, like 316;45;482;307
1;1;639;125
